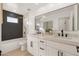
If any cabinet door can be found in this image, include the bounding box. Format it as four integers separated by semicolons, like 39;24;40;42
33;37;39;56
27;36;39;56
63;51;75;56
47;46;58;56
27;36;34;55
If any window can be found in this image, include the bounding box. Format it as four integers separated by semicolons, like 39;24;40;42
7;16;18;23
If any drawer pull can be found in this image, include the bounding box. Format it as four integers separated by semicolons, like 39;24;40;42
40;47;44;50
40;41;44;43
30;41;33;47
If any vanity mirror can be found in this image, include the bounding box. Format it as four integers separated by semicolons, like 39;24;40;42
35;4;76;33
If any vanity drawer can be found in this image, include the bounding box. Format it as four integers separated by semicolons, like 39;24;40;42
39;40;47;56
39;39;47;45
39;46;47;56
39;39;47;50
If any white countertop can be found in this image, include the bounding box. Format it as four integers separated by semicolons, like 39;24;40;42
31;34;79;46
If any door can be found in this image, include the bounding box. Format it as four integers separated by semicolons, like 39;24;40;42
2;10;23;41
33;37;39;56
27;36;34;55
27;36;39;56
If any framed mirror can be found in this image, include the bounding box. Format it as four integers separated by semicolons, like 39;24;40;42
35;5;75;33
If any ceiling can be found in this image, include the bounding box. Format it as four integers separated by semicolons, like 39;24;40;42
3;3;49;15
3;3;74;15
17;3;48;11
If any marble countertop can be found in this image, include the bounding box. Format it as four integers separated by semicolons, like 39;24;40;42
31;34;79;46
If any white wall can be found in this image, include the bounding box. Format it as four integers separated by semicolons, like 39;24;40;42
27;14;36;34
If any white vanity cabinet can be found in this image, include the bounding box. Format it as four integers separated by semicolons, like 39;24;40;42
27;35;78;56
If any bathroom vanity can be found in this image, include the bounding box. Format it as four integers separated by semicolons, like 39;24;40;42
27;34;79;56
27;4;79;56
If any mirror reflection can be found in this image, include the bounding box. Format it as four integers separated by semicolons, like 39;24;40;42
35;5;74;34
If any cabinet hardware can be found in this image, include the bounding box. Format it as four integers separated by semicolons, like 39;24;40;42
30;41;33;47
58;50;63;56
40;41;44;43
40;47;44;50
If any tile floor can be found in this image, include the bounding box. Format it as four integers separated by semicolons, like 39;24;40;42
2;49;32;56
